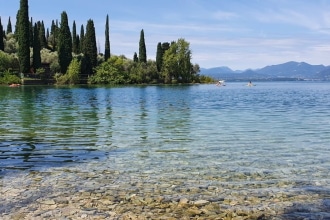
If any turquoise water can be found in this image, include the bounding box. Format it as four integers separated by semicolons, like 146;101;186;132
1;82;330;217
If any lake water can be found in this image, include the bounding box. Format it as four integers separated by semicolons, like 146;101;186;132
1;82;330;219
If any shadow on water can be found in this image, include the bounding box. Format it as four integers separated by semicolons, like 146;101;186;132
0;139;110;177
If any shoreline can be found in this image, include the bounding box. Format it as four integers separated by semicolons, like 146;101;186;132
2;167;330;220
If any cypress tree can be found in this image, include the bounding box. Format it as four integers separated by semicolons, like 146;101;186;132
133;52;138;62
72;21;77;53
46;28;49;42
156;42;162;72
58;11;72;73
39;21;47;48
29;18;33;47
76;35;80;53
32;22;41;71
0;17;4;51
84;19;97;75
104;14;110;60
0;20;3;51
79;24;84;53
50;20;57;51
18;0;30;73
15;10;19;37
139;29;147;63
7;17;12;34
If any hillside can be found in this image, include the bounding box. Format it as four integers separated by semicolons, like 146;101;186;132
200;61;329;81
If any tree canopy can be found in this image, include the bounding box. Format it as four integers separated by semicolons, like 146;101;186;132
1;1;203;85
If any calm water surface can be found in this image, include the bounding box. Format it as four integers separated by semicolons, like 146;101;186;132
1;82;330;216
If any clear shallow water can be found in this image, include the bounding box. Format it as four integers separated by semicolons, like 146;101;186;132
1;82;330;217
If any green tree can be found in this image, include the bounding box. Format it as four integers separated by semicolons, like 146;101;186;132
72;20;77;53
7;17;12;34
0;17;4;51
84;19;97;75
133;52;138;62
89;55;128;84
156;42;162;72
17;0;30;73
104;14;110;61
29;18;33;47
79;24;84;53
161;38;192;84
49;20;58;51
4;33;18;53
139;29;146;63
58;11;72;73
39;21;47;49
55;58;80;84
32;22;41;71
14;10;19;37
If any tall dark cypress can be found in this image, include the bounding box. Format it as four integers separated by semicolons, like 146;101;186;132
29;17;33;47
15;10;19;37
39;21;47;48
133;52;138;62
72;20;77;54
18;0;30;73
79;24;84;53
7;17;12;34
0;17;4;51
139;29;147;63
50;20;57;51
104;14;110;60
84;19;97;75
156;42;162;72
58;11;72;73
46;28;49;42
32;22;41;71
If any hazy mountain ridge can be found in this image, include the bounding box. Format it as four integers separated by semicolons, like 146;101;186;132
201;61;330;81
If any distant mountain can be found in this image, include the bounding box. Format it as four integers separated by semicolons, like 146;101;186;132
200;61;329;81
315;67;330;80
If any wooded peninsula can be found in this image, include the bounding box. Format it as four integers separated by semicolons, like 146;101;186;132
0;0;214;86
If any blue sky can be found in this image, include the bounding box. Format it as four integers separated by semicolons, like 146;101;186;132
1;0;330;70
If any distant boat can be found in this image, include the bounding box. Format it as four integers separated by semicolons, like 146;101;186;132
216;80;226;86
246;81;255;87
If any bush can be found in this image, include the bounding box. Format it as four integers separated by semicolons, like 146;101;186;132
0;69;21;84
55;58;81;85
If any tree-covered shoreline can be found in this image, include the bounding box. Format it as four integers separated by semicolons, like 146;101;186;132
0;0;214;85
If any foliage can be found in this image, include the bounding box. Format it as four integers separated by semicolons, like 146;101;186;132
58;11;72;73
55;58;80;84
4;33;18;53
48;20;58;51
133;52;138;62
72;21;78;54
38;21;47;49
0;17;4;51
84;19;97;75
129;60;158;84
89;55;128;84
7;17;12;34
0;51;18;72
79;24;85;53
139;29;147;63
32;22;41;70
156;42;162;72
17;0;31;73
0;69;21;84
104;14;110;61
161;38;193;84
198;75;214;83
